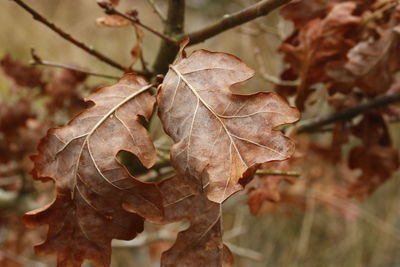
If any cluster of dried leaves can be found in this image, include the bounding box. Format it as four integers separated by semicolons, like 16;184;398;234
2;0;400;266
22;39;299;266
246;0;400;216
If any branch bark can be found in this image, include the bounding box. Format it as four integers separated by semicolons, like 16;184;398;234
183;0;292;45
297;93;400;133
12;0;127;71
152;0;185;75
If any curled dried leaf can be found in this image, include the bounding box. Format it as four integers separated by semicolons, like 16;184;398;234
124;175;233;267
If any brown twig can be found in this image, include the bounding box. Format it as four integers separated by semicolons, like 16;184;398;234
297;93;400;133
256;169;300;177
253;45;300;87
30;49;120;79
98;2;176;45
183;0;293;45
11;0;127;71
145;0;166;22
32;60;121;79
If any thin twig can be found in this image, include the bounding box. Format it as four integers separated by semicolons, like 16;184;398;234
145;0;166;22
183;0;293;45
253;45;300;87
30;53;121;80
297;93;400;133
32;60;121;79
256;169;300;177
11;0;127;71
224;241;264;261
98;2;176;45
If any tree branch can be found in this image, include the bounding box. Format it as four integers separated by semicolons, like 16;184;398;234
297;93;400;133
183;0;292;45
145;0;166;22
31;60;120;80
152;0;185;75
98;2;176;45
12;0;127;71
31;49;151;79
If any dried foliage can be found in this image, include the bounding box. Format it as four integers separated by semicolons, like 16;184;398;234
1;0;400;266
21;41;298;266
247;0;400;215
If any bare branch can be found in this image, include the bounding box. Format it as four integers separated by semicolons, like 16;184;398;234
297;93;400;133
31;60;120;79
183;0;292;45
30;49;120;79
11;0;127;71
146;0;166;22
98;2;176;45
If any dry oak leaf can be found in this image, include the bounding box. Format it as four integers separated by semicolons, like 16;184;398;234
135;176;233;267
157;39;299;203
0;54;44;88
327;23;400;95
45;69;87;112
281;0;343;28
247;173;296;215
24;74;163;267
280;2;361;108
122;175;234;266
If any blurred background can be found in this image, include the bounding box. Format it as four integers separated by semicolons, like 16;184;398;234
0;0;400;266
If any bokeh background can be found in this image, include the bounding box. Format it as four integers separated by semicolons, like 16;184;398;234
1;0;400;266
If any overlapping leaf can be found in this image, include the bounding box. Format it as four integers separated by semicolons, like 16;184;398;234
327;23;400;95
124;175;233;267
157;40;299;203
280;2;361;108
24;74;163;267
0;54;44;88
348;114;400;197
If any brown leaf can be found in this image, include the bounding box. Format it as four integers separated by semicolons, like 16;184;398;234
280;2;361;108
247;173;296;215
349;145;399;198
123;175;234;266
245;135;359;218
45;69;87;112
327;23;400;95
0;98;34;135
24;74;163;267
0;55;44;88
348;114;400;197
152;176;233;267
281;0;374;28
129;24;145;68
157;39;299;203
96;14;130;27
281;0;342;28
